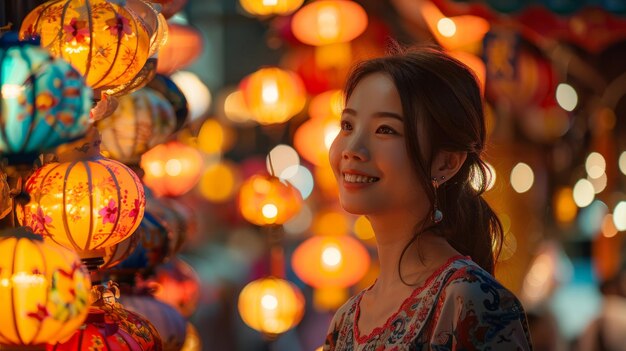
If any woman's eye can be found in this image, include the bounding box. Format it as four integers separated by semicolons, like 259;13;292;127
340;120;353;131
376;125;397;134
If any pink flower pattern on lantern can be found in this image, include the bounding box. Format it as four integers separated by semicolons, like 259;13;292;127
63;18;89;44
105;14;132;37
99;199;118;225
129;199;141;218
32;207;53;234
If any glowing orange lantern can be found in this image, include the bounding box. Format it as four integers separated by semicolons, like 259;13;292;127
308;90;344;121
17;143;146;258
237;277;305;336
0;227;91;348
239;0;304;16
20;0;152;97
292;235;370;288
238;174;303;226
294;115;339;166
98;87;177;165
153;257;200;317
420;1;489;51
140;141;203;197
240;67;306;125
291;0;368;46
156;23;203;75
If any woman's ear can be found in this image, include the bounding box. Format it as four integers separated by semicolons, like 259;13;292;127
431;150;468;183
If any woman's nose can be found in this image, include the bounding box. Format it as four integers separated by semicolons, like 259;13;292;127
341;139;369;161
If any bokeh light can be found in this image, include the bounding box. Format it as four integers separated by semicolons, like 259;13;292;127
573;178;595;207
510;162;534;193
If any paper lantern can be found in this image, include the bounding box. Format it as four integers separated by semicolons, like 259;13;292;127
127;0;168;58
17;153;146;257
292;235;370;288
119;295;187;351
239;0;304;16
99;230;142;270
0;33;91;164
0;226;91;348
291;0;368;46
238;174;303;226
239;67;306;125
98;87;177;165
152;257;200;317
156;23;203;75
140;140;203;197
237;277;305;336
420;1;490;51
294;115;339;166
20;0;152;97
49;292;163;351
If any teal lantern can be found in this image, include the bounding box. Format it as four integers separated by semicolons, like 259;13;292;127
0;32;92;165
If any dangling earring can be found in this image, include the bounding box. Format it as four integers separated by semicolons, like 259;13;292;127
432;176;445;224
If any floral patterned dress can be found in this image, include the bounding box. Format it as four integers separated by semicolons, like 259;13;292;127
324;255;532;351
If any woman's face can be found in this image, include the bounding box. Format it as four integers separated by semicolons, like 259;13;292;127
329;73;429;220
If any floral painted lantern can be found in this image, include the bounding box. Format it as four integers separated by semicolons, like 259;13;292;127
20;0;152;97
238;277;305;337
0;226;91;348
239;67;306;125
49;283;163;351
119;294;187;351
291;235;370;288
98;87;177;165
152;257;200;317
16;139;146;258
0;33;91;164
140;140;203;197
238;174;303;226
239;0;304;16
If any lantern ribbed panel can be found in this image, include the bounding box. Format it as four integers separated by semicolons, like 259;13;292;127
98;88;177;165
0;36;92;163
17;157;146;254
100;230;142;270
119;295;186;351
0;230;90;347
20;0;151;93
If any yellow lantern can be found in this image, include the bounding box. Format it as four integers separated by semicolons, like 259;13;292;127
238;277;305;336
291;235;370;288
239;0;304;16
0;226;91;348
240;67;306;125
16;151;146;258
140;140;204;197
180;322;201;351
97;87;178;165
238;174;303;226
20;0;151;97
291;0;368;46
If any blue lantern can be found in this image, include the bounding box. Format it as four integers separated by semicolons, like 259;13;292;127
0;32;92;165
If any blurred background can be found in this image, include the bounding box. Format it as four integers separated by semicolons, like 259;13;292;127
3;0;626;350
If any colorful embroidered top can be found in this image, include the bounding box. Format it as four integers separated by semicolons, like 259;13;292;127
324;255;532;350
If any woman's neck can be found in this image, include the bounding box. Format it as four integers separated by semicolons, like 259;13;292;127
368;215;459;293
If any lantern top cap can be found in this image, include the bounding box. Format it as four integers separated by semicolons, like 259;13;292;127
0;31;40;47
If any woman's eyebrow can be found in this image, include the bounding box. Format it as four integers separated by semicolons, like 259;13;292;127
342;108;403;121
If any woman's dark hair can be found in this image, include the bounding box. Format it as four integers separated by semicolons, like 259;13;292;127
344;44;503;275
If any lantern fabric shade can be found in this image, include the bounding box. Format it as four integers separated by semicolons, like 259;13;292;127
238;174;303;226
98;87;177;165
17;156;146;256
0;226;91;347
291;0;368;46
0;34;92;164
140;141;203;197
20;0;152;96
237;277;305;336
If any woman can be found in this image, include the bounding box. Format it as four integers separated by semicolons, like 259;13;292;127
324;46;532;350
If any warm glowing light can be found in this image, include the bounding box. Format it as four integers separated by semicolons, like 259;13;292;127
353;216;375;241
224;89;254;123
620;151;626;176
1;84;23;98
470;162;496;191
141;141;204;197
197;119;235;154
588;172;607;194
308;90;344;121
324;124;341;149
240;0;304;16
573;178;595;207
171;71;211;121
199;161;240;203
262;79;280;104
321;244;342;269
602;214;618;238
166;159;183;176
586;152;606;179
283;204;313;236
554;187;577;224
437;18;456;37
556;83;578;112
312;209;349;236
238;277;305;336
291;0;368;46
613;201;626;231
262;203;279;219
280;165;314;200
510;162;534;193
